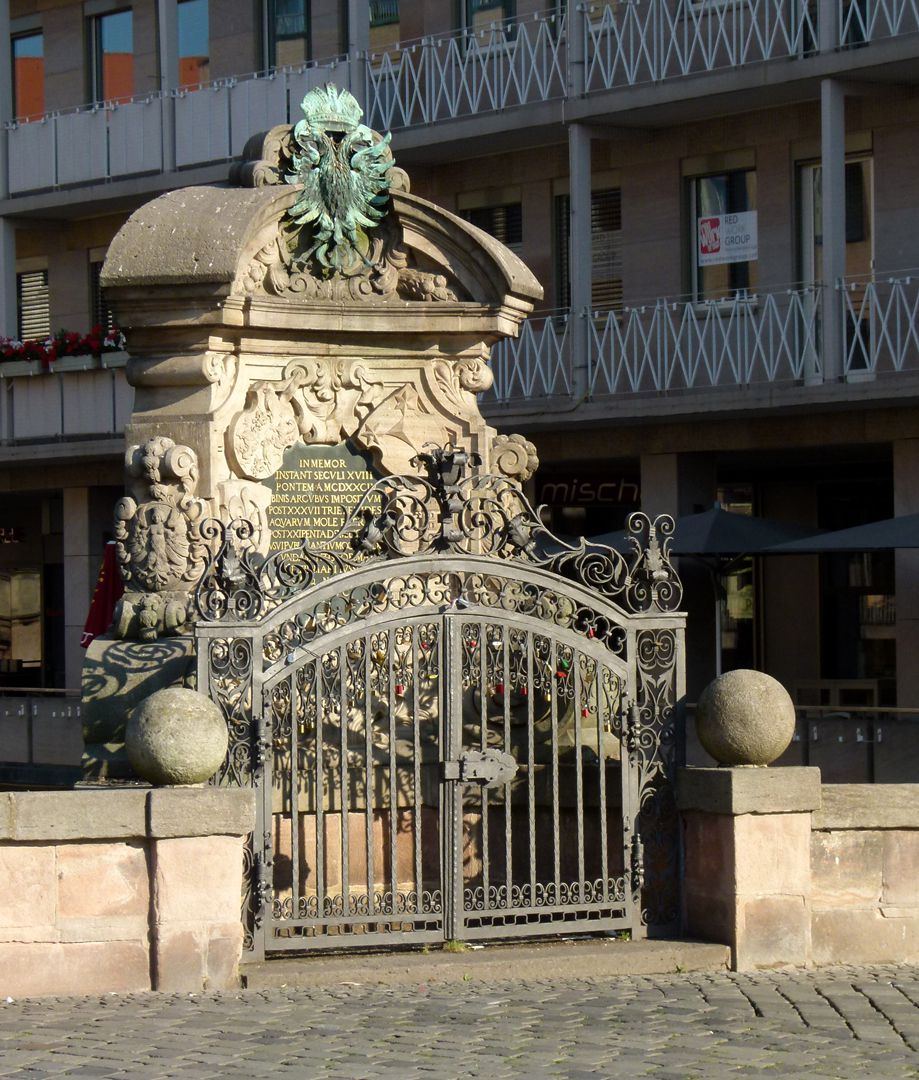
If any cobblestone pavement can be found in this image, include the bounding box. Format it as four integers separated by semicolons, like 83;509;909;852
3;966;919;1079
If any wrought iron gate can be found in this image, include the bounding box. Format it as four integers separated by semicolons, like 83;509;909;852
196;448;685;956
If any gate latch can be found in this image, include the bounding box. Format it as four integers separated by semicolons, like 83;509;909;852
443;748;517;787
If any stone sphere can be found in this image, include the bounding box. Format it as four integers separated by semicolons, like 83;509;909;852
125;687;228;786
696;669;796;766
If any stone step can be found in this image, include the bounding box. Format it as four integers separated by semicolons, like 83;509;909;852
241;938;730;990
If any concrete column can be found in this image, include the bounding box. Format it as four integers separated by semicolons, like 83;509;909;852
63;487;93;691
567;0;586;97
0;0;13;333
157;0;179;173
818;0;839;52
0;0;11;201
640;452;718;707
894;439;919;708
347;0;370;110
568;122;592;401
677;766;821;970
820;79;846;382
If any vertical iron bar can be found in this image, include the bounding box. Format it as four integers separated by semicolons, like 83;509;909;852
289;671;299;919
479;619;489;908
388;632;398;917
574;649;586;897
502;626;512;909
596;666;609;905
364;633;374;915
413;624;423;915
527;632;536;907
339;643;350;919
445;615;463;941
314;654;325;924
550;638;560;896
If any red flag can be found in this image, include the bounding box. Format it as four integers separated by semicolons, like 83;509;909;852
81;541;124;647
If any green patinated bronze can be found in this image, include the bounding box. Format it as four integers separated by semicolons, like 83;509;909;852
284;85;394;275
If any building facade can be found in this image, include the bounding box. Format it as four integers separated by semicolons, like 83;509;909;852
1;0;918;774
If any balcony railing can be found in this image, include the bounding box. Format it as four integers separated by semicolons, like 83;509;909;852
365;12;567;129
839;0;919;43
487;285;823;403
5;60;353;195
6;0;919;197
0;353;131;442
841;274;919;377
583;0;816;92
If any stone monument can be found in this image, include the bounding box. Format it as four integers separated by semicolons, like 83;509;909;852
82;84;543;773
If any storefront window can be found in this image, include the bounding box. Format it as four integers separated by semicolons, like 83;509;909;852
178;0;209;88
12;33;44;121
689;169;758;302
717;484;757;673
90;9;134;104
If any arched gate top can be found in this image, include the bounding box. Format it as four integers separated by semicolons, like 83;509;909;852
194;446;684;631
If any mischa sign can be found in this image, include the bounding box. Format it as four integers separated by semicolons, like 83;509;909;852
698;211;758;266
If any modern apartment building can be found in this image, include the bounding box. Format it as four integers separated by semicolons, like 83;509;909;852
1;0;918;776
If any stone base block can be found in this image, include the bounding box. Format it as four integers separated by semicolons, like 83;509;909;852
812;907;919;966
155;923;243;992
0;940;150;997
735;895;810;970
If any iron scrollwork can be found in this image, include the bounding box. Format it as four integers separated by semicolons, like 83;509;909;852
195;445;682;625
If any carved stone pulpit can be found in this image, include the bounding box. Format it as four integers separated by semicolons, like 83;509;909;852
82;85;543;774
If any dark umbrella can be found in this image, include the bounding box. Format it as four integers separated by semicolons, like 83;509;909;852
767;512;919;553
590;504;817;674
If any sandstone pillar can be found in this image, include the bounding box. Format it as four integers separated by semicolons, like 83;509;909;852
677;766;821;970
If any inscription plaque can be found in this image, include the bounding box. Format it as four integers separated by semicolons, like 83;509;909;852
266;441;380;553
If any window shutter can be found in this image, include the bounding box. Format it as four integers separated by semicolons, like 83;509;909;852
90;262;114;331
16;270;50;341
555;188;622;311
463;204;523;248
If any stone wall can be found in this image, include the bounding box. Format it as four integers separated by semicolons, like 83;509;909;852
678;769;919;970
0;788;253;997
811;785;919;965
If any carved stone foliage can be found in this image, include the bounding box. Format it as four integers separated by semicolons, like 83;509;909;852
491;433;540;483
113;437;208;641
233;86;465;304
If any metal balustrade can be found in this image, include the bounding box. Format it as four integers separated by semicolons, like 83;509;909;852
839;0;919;43
583;0;817;91
363;12;567;130
488;286;821;403
484;311;573;402
5;58;353;193
7;0;919;196
841;273;919;376
0;355;132;442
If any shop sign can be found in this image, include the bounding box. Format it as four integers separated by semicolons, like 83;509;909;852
698;211;758;266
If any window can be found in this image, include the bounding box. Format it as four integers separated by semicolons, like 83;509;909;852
178;0;209;88
688;168;757;301
370;0;399;52
463;0;515;32
462;203;522;249
266;0;309;69
12;32;44;121
16;270;50;341
555;188;623;310
90;262;114;332
90;9;134;104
